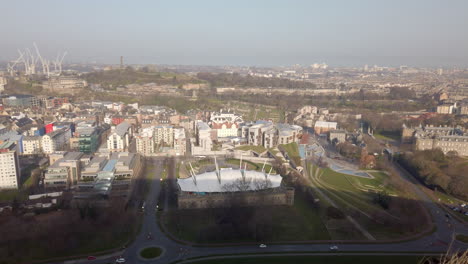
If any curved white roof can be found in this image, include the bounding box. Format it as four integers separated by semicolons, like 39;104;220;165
178;168;282;193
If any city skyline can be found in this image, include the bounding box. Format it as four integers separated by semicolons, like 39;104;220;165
1;0;468;67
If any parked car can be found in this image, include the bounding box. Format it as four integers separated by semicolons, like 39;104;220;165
259;244;267;248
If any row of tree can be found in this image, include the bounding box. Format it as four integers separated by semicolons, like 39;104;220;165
197;72;317;89
398;149;468;200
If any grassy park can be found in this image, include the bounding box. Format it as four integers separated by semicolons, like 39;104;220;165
235;145;267;153
307;162;430;240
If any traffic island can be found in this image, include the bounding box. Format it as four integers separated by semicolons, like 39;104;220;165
140;246;164;260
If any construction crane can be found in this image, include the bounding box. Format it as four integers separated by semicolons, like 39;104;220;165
7;52;24;76
8;43;67;77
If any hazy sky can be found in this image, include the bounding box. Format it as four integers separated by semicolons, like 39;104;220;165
1;0;468;67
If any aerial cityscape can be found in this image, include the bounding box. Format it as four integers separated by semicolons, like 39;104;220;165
0;1;467;264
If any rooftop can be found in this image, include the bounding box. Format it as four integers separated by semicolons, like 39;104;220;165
114;122;131;137
103;159;118;172
177;168;282;193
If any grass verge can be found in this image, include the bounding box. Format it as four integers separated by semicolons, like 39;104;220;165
140;247;163;259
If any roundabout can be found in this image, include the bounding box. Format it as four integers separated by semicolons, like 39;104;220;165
139;246;164;260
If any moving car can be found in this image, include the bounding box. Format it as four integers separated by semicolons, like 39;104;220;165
259;244;267;248
87;256;97;260
329;245;339;251
115;257;126;263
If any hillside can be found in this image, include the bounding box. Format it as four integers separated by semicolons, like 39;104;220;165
83;68;205;89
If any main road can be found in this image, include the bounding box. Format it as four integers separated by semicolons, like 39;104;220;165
60;155;467;264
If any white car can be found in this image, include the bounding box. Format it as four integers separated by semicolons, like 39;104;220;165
259;244;267;248
115;257;126;264
329;245;339;251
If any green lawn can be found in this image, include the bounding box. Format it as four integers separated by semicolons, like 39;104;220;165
235;145;267;153
0;189;27;202
187;255;424;264
309;164;428;240
268;148;279;156
374;131;401;142
279;142;301;166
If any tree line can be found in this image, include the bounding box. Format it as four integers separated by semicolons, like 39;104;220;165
197;72;317;89
397;149;468;200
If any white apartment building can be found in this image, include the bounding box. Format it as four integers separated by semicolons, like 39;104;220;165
41;128;69;154
210;110;242;138
195;121;213;152
154;125;174;147
174;128;187;156
211;122;239;137
22;136;42;155
0;142;21;189
107;122;132;152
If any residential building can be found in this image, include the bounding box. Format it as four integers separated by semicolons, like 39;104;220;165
297;105;318;116
174;128;187;155
314;121;338;135
2;94;40;107
329;130;347;144
107;122;132;152
0;141;20;189
211;122;239;138
41;128;69;154
135;127;155;156
42;76;87;94
436;104;455;114
195;121;212;152
414;125;468;156
22;136;42;155
154;125;174;147
458;103;468;115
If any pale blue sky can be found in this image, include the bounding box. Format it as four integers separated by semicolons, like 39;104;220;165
1;0;467;67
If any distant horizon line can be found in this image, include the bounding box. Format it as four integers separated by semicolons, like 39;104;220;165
1;60;468;70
